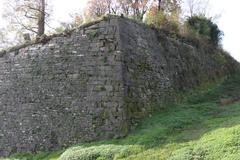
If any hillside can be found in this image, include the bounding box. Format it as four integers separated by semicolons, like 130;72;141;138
2;73;240;160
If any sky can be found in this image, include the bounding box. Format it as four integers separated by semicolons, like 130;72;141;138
51;0;88;25
208;0;240;62
0;0;239;62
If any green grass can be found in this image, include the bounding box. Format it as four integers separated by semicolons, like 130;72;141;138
0;151;62;160
2;74;240;160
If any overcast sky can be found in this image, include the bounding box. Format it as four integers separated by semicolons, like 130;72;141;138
209;0;240;62
51;0;88;24
0;0;239;62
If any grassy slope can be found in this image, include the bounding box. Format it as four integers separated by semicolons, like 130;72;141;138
2;74;240;160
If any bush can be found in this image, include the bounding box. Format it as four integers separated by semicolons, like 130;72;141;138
170;125;240;160
145;8;180;34
59;145;143;160
145;10;168;28
185;16;223;46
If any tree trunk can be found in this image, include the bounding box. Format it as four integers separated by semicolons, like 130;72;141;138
107;0;111;14
37;0;45;36
158;0;162;11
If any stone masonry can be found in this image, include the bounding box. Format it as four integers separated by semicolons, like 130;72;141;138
0;16;239;156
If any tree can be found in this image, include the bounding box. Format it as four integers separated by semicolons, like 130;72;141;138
106;0;119;14
185;0;210;17
84;0;109;21
118;0;132;16
155;0;182;16
55;13;84;33
145;6;168;28
185;16;223;45
83;0;182;22
84;0;121;22
84;0;152;21
157;0;162;11
3;0;51;38
145;0;182;31
37;0;46;36
131;0;151;20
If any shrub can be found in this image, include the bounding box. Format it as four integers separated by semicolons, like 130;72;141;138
145;9;168;28
185;16;223;46
145;8;180;34
59;145;143;160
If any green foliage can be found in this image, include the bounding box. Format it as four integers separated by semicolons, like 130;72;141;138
1;151;63;160
170;125;240;160
59;145;143;160
186;74;240;104
54;22;78;34
185;16;223;46
145;10;180;34
212;53;227;66
2;74;240;160
145;11;168;28
87;29;100;40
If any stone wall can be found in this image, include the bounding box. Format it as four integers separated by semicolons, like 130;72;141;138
117;18;239;124
0;17;127;156
0;16;239;156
